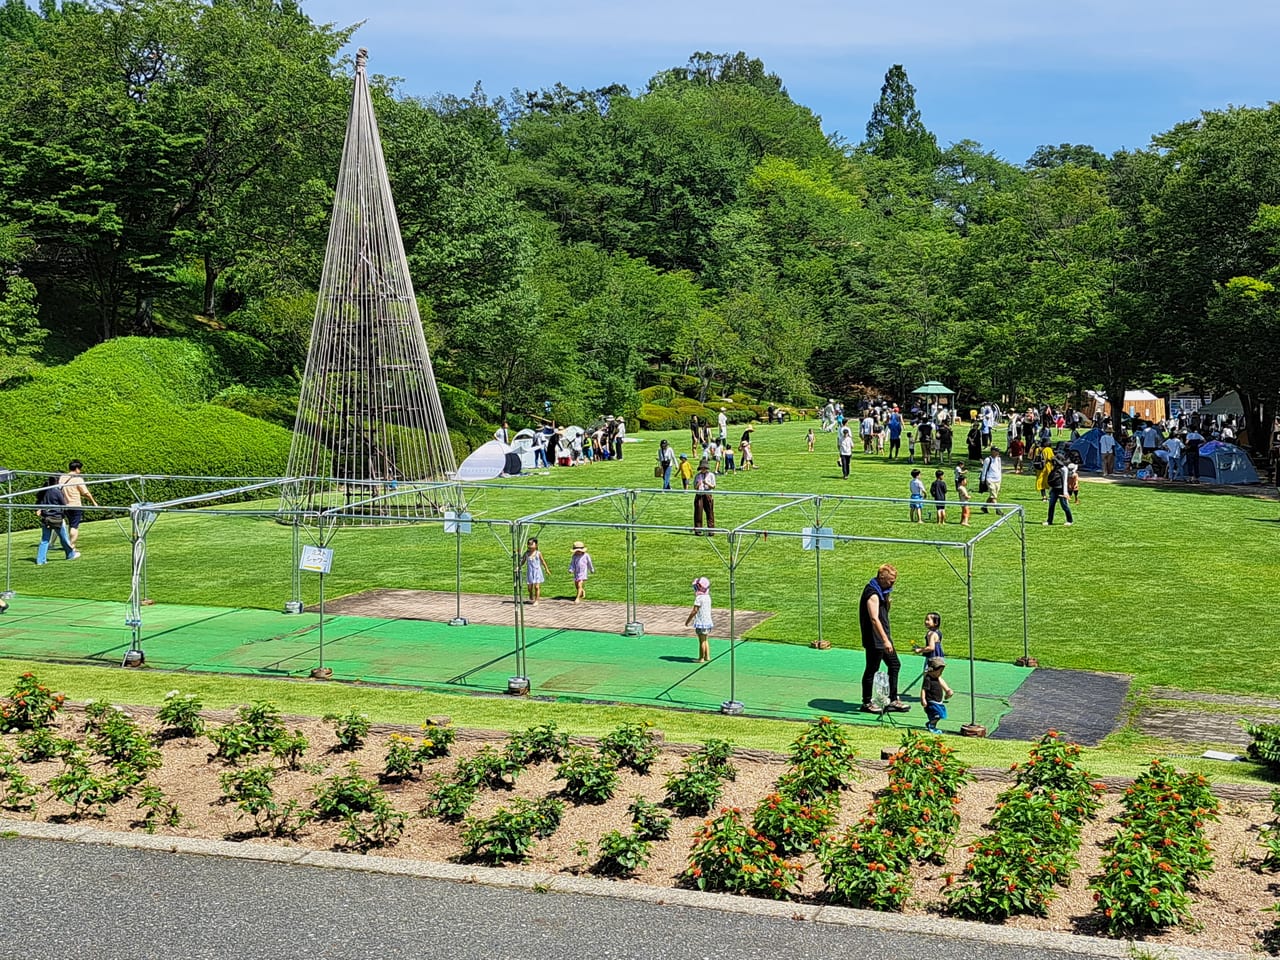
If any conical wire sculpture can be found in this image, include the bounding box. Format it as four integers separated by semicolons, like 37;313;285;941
284;48;457;525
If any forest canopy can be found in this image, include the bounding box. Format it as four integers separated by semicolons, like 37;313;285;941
2;1;1278;449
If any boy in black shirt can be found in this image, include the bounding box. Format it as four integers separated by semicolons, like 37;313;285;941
921;657;953;734
929;470;947;524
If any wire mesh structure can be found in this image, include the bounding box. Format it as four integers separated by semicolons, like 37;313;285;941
284;48;456;524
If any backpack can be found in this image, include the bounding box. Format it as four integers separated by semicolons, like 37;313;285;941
1048;461;1065;489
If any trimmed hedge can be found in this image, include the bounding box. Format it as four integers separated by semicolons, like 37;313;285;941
637;403;686;432
638;385;676;405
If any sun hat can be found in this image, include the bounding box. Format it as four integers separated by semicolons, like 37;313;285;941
572;541;586;552
692;576;710;592
679;453;687;460
927;657;946;670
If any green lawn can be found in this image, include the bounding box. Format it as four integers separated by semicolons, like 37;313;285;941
9;419;1277;696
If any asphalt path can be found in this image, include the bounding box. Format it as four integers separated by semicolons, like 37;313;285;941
0;837;1198;960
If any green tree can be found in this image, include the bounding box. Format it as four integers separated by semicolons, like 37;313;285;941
863;65;940;169
0;221;45;384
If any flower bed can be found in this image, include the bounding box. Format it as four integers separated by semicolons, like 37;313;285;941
1;675;1278;952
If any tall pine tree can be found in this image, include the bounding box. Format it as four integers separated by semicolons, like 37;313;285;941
864;64;940;169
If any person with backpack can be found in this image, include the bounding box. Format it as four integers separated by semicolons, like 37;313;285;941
1043;452;1074;526
979;446;1003;513
1035;446;1055;502
36;476;79;564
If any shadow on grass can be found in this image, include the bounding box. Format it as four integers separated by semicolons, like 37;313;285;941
808;697;864;717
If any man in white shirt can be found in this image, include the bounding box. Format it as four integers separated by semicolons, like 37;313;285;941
693;459;717;534
980;446;1003;512
860;414;874;452
1099;430;1117;476
717;408;728;442
1163;434;1185;481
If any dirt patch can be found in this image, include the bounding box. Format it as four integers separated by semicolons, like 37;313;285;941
4;707;1279;954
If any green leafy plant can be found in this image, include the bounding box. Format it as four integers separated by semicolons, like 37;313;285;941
820;819;914;911
47;751;114;819
15;727;75;763
462;798;563;864
338;796;407;852
691;739;737;781
134;783;182;834
382;734;432;783
664;764;725;817
468;746;522;791
81;699;115;732
945;830;1077;921
89;708;161;772
599;722;660;774
684;807;805;900
628;795;672;841
0;757;38;811
422;776;477;822
1243;721;1280;777
156;690;205;739
311;764;384;821
1;672;66;731
751;791;837;858
208;701;289;764
555;748;619;805
506;722;570;765
416;719;456;759
784;715;860;799
324;710;371;752
595;829;651;877
218;764;311;838
1260;788;1280;870
271;730;310;771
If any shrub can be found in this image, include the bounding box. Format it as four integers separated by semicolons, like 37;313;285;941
637;403;686;432
751;791;838;858
218;764;311;838
156;691;205;739
783;716;860;799
324;711;371;752
638;385;676;404
209;701;289;764
422;775;477;822
89;708;161;773
462;798;563;864
48;751;115;819
820;821;914;911
1;672;66;731
271;730;310;770
555;748;620;805
1243;721;1280;777
338;797;407;852
381;732;452;783
506;722;570;766
312;764;384;820
15;727;75;763
468;746;523;791
1260;788;1280;870
596;830;652;877
664;764;725;817
135;784;182;834
628;796;672;841
0;755;38;811
691;739;736;781
599;722;660;774
684;808;805;900
671;374;701;398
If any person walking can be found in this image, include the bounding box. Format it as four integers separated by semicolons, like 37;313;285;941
1043;454;1074;527
1035;446;1055;502
806;428;815;453
521;537;549;605
685;576;714;663
569;541;595;602
656;439;676;490
837;425;854;480
979;446;1003;513
36;477;78;565
58;460;98;551
887;410;903;459
1184;425;1205;483
930;469;948;524
859;564;908;714
692;459;717;534
677;453;694;489
1100;428;1117;476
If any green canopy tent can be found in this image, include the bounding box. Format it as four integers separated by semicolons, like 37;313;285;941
912;381;955;397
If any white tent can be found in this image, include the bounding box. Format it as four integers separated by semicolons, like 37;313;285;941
510;429;538;472
456;440;512;481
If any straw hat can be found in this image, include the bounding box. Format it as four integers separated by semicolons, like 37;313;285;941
572;541;586;552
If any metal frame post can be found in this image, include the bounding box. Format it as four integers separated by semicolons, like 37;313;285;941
814;497;824;646
624;489;642;635
508;521;529;694
721;530;744;715
2;473;13;599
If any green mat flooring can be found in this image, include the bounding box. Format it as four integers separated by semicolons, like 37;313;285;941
0;596;1031;731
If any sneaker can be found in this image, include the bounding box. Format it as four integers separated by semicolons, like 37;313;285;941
885;701;911;713
1064;522;1073;527
1042;521;1052;526
860;703;883;714
925;725;940;734
68;552;81;560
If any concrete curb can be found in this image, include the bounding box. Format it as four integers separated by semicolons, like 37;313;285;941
0;817;1252;960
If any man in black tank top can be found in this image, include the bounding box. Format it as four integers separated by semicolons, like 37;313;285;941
859;563;908;712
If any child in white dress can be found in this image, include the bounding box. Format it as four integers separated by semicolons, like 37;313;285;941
523;538;548;605
685;576;714;662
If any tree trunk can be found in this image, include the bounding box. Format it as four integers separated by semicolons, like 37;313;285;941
203;253;219;318
1235;387;1274;457
1105;378;1128;440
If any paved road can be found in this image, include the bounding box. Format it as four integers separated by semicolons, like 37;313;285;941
0;837;1178;960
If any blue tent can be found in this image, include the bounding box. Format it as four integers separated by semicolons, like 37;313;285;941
1198;441;1260;484
1070;428;1104;472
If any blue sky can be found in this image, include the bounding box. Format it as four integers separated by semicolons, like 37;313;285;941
303;0;1280;164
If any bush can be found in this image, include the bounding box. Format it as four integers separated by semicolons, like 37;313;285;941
599;722;660;774
820;820;913;911
422;775;477;822
156;691;205;739
1;672;66;731
209;701;289;764
671;374;701;398
664;764;724;817
311;764;385;821
1244;721;1280;778
506;722;570;766
596;830;651;877
751;791;838;858
555;748;619;805
324;711;371;752
638;385;676;404
462;798;563;864
637;403;686;432
783;716;860;799
684;808;805;900
627;795;672;841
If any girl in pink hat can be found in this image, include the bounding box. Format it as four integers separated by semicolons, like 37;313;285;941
684;576;713;662
569;541;595;602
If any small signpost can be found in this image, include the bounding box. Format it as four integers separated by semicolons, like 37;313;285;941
299;545;334;678
803;525;834;649
443;509;472;625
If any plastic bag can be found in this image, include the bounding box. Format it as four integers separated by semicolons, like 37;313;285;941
871;672;890;709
